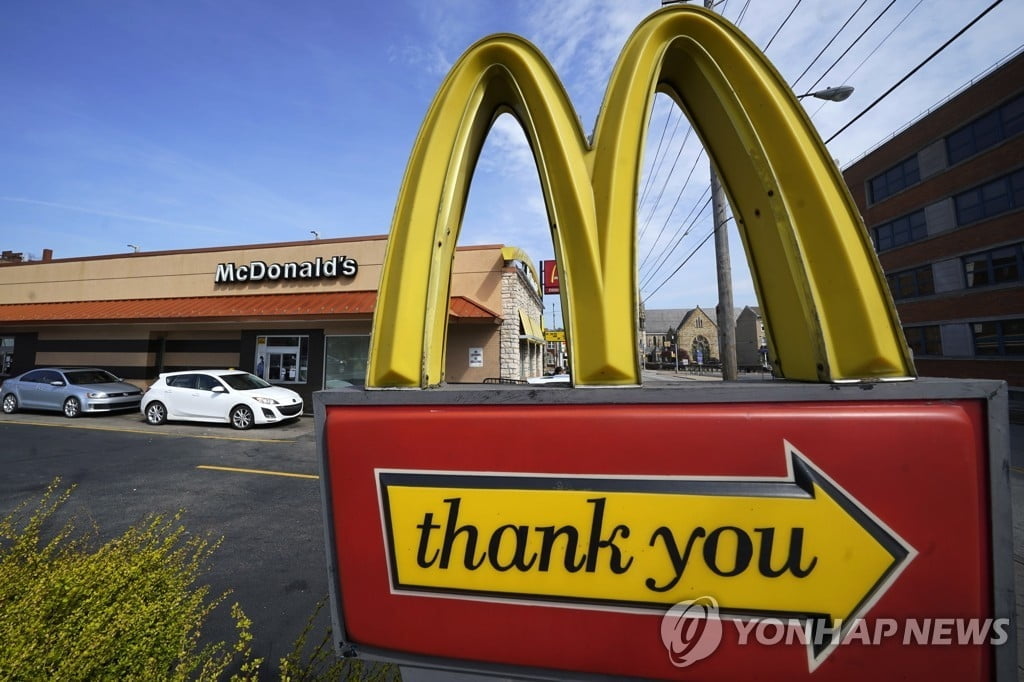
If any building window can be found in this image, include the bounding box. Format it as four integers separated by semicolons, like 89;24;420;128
904;326;942;356
692;335;710;364
255;335;308;383
972;319;1024;356
887;265;934;300
873;210;927;251
0;336;13;375
954;168;1024;226
963;243;1023;288
324;335;370;388
946;93;1024;165
696;317;703;328
869;156;920;203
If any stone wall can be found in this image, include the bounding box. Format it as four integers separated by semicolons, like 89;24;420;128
500;264;544;379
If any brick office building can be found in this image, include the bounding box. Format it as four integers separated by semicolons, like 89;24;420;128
843;51;1024;395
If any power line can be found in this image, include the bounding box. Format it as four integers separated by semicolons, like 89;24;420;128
638;192;712;288
807;0;925;121
639;192;711;290
642;227;716;303
637;103;679;213
638;114;691;243
826;0;1006;144
639;186;710;285
791;0;869;90
634;192;708;288
637;124;695;245
764;0;803;53
733;0;752;27
638;148;706;273
804;0;898;95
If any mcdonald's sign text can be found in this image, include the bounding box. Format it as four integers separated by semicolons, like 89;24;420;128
541;259;560;295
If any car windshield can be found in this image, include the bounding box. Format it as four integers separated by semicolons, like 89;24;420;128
65;370;119;385
220;373;273;391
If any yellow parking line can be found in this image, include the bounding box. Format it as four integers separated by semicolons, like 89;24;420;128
0;419;293;443
198;465;318;480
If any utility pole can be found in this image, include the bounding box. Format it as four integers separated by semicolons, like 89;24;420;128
704;0;737;380
710;166;736;379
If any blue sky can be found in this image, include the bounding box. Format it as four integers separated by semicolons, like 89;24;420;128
2;1;1022;322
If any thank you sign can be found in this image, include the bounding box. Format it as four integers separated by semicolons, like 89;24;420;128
318;393;1010;680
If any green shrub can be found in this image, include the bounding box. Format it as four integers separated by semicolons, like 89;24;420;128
0;480;399;681
0;480;261;681
278;598;396;682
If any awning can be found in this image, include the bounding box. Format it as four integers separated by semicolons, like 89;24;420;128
518;310;545;343
0;291;499;324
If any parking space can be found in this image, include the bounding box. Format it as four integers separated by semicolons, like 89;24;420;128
0;409;327;673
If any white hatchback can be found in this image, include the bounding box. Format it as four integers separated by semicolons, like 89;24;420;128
141;369;303;430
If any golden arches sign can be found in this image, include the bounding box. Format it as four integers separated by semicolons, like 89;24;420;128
367;5;914;388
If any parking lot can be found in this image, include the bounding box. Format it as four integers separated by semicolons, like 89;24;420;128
0;408;328;673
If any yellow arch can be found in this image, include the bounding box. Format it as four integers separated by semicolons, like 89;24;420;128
367;5;914;388
500;246;541;295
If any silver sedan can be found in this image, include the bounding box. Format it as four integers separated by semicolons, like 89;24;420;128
1;367;143;418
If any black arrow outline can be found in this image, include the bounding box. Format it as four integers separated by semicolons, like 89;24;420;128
375;440;916;671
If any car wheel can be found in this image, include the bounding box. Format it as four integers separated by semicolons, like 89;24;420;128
63;397;81;418
145;401;167;425
230;405;254;430
1;393;17;414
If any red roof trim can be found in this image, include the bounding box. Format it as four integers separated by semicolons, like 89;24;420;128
0;292;499;323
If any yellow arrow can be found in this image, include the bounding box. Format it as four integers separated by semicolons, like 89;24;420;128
379;441;915;669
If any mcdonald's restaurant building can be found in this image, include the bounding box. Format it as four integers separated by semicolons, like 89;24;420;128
0;237;547;410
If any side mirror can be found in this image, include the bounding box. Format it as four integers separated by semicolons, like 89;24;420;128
212;385;227;393
50;380;66;387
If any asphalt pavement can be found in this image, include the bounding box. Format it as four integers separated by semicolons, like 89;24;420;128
0;410;326;677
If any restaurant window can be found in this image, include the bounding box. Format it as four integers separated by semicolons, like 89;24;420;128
0;336;13;375
324;335;370;388
254;335;309;384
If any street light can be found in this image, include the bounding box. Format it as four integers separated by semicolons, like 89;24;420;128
797;85;855;102
127;244;140;253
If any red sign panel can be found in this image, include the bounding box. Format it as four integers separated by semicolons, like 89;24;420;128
541;259;559;295
321;397;1004;680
